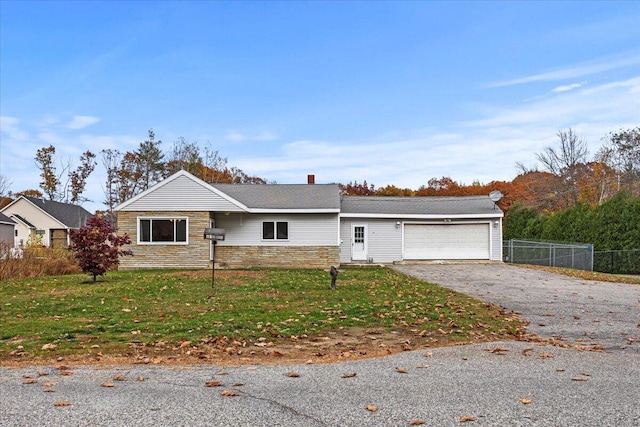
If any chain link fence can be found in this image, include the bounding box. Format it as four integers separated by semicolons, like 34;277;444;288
503;239;594;271
593;250;640;275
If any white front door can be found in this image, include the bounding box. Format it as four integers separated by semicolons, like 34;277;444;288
351;224;367;261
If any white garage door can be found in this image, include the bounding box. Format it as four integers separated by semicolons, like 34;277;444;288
404;223;490;260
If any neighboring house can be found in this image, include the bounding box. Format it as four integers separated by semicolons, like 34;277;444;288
0;196;92;248
114;170;504;270
0;212;16;247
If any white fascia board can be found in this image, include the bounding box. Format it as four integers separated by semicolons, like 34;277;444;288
249;208;341;214
114;169;250;212
7;196;67;228
9;215;36;229
339;212;504;219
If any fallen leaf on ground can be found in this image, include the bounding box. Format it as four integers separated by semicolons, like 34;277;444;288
23;378;38;384
220;390;239;396
411;419;425;425
342;372;357;378
233;382;244;387
43;389;55;393
113;375;126;381
366;404;378;412
396;367;408;374
101;382;114;387
205;380;223;387
41;382;58;387
520;398;533;404
538;353;553;359
53;401;71;407
486;347;509;354
571;377;588;381
137;376;145;382
522;348;533;356
59;370;74;376
286;371;300;377
459;415;477;422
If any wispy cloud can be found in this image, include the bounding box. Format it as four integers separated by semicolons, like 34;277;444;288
552;82;584;93
235;74;640;187
224;130;278;142
66;115;101;130
0;116;29;141
489;52;640;88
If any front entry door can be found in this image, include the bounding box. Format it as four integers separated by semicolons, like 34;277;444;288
351;224;367;261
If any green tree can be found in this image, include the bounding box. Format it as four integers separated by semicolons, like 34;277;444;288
135;129;165;190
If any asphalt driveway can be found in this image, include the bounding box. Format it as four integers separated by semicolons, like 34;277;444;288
393;262;640;353
1;263;639;426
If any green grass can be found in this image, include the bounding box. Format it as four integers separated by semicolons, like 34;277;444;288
0;267;523;361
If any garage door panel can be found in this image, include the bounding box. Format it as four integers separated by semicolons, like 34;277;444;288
404;223;489;260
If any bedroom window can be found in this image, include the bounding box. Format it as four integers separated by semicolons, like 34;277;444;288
263;221;288;240
139;218;188;244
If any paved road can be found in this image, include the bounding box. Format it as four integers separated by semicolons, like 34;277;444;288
1;263;639;426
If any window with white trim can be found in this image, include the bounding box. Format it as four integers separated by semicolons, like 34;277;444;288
139;218;188;244
262;221;288;240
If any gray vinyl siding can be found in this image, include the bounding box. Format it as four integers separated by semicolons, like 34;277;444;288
120;175;244;212
214;212;340;247
490;218;503;261
341;217;503;263
0;223;14;246
340;218;403;264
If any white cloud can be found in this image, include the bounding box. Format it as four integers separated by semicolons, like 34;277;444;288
234;74;640;188
0;116;29;141
552;82;584;93
66;115;101;130
224;130;278;142
489;52;640;88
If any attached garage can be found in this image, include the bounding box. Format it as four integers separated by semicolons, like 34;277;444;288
339;195;503;264
403;223;490;260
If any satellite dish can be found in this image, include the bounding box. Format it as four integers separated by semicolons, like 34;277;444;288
489;190;503;203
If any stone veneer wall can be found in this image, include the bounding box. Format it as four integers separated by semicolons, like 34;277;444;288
215;245;339;269
117;211;211;270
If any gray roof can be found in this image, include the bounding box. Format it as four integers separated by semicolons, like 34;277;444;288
0;212;15;224
25;196;93;228
212;184;341;210
340;195;502;216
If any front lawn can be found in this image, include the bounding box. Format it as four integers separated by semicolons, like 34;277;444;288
0;267;524;365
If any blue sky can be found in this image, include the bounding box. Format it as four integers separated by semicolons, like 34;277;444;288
1;1;639;212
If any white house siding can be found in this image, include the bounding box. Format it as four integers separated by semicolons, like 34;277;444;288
340;217;503;263
119;175;244;212
339;219;403;264
213;213;339;247
2;199;65;247
490;218;503;261
212;212;340;268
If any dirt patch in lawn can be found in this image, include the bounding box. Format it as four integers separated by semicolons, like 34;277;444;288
0;326;523;368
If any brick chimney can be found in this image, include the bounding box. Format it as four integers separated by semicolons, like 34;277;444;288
307;174;315;184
